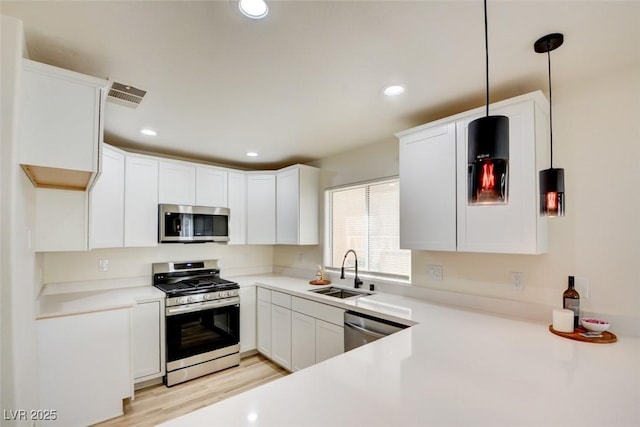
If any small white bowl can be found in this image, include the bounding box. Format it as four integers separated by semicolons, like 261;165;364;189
581;318;610;333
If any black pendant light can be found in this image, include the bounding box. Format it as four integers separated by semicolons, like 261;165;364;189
535;33;565;217
468;0;509;205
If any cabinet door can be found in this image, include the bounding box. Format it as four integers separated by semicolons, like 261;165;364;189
291;311;316;372
227;172;247;245
276;168;300;244
124;155;159;247
247;174;276;244
158;161;196;205
34;188;88;252
90;145;125;249
271;304;292;370
37;309;132;426
456;99;544;254
132;301;162;381
196;166;228;207
19;59;106;176
256;299;272;357
315;320;344;363
240;286;257;353
399;122;457;251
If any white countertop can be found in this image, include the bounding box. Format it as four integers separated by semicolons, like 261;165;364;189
37;284;164;319
161;275;640;427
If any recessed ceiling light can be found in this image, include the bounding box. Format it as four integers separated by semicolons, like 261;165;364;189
246;151;259;157
383;84;405;96
239;0;269;19
140;128;157;136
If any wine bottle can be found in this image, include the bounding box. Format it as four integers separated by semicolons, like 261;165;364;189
563;276;580;329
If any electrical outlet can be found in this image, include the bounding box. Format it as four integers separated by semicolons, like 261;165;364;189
98;259;109;272
510;272;524;290
575;277;590;299
427;264;443;281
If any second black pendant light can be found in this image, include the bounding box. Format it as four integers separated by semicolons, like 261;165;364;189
468;0;510;205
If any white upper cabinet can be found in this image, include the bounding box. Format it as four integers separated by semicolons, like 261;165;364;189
19;59;108;191
158;160;229;208
456;96;547;254
399;123;457;251
397;91;548;254
124;154;159;247
247;173;276;244
196;166;228;207
276;165;320;245
89;145;125;249
158;160;196;205
228;172;247;245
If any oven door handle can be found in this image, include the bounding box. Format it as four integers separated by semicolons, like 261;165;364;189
166;297;240;316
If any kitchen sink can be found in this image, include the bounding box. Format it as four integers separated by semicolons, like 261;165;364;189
309;287;372;299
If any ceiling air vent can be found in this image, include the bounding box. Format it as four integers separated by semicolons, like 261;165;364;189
107;82;146;108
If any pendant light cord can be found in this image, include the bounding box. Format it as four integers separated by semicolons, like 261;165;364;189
547;48;554;168
483;0;489;117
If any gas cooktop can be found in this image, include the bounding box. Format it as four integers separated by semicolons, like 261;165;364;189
152;260;238;297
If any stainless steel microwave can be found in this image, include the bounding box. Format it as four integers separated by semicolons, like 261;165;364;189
158;204;230;243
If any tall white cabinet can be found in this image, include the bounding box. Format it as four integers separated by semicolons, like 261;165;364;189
228;172;247;245
397;91;549;254
124;154;159;247
398;123;457;251
276;165;320;245
247;173;277;244
90;145;125;248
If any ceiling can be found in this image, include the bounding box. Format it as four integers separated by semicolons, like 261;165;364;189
2;1;639;169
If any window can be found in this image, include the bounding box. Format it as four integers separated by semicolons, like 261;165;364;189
324;178;410;281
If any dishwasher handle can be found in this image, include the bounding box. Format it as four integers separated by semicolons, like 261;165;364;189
344;321;388;340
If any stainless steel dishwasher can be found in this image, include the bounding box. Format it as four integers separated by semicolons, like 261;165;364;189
344;311;408;351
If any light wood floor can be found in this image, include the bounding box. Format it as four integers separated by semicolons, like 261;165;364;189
94;354;289;427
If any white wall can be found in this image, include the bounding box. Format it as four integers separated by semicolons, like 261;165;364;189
274;63;640;333
1;14;42;424
42;245;274;285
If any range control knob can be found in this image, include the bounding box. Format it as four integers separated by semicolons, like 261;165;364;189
187;296;194;303
204;294;211;300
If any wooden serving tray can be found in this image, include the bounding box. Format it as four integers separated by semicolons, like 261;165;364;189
309;279;331;285
548;325;617;344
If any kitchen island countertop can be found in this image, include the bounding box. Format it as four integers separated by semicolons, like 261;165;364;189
161;275;640;427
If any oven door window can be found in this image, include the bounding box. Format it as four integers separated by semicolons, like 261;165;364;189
166;304;240;363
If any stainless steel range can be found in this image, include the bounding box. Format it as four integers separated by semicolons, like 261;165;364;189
153;260;240;387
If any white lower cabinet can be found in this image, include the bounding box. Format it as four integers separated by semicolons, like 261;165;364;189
256;289;272;357
132;300;164;384
291;315;344;372
37;309;132;426
315;319;344;363
240;285;257;353
257;287;345;372
291;311;316;371
291;297;344;371
271;304;292;370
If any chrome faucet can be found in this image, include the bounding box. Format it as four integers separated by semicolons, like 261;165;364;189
340;249;363;289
